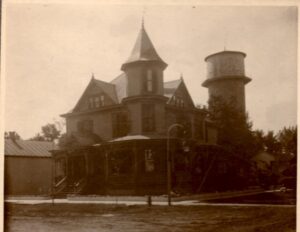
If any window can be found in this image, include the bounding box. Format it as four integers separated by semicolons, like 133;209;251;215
88;98;94;109
145;149;155;172
94;96;100;108
143;69;156;93
88;95;105;109
147;70;153;92
77;120;93;134
142;104;155;132
100;95;105;106
172;96;184;108
112;112;129;138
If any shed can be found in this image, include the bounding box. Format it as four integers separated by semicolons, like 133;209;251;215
5;139;56;196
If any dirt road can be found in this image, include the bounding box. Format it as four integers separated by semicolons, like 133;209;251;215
5;203;296;232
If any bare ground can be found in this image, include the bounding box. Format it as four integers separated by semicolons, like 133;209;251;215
5;203;296;232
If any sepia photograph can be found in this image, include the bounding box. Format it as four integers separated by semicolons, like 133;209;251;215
2;1;297;231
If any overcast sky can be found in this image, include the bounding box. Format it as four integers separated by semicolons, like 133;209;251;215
4;2;297;139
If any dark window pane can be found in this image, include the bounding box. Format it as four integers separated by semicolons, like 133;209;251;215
142;104;155;132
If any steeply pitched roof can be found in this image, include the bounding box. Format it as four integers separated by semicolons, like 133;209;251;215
163;79;182;99
5;139;57;157
93;78;118;103
71;77;119;113
164;78;195;107
110;73;128;102
121;25;167;70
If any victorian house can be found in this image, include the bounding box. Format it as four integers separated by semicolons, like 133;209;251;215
61;24;214;145
52;24;231;196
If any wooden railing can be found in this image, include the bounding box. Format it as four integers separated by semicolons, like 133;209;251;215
53;176;67;195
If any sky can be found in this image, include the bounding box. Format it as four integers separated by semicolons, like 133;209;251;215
3;2;298;139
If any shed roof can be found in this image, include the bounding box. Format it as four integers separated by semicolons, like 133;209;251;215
5;139;57;157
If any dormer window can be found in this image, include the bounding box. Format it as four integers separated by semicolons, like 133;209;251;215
88;95;105;109
100;95;105;106
94;96;100;108
172;96;184;108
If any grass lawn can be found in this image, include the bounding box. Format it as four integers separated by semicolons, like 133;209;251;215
5;203;296;232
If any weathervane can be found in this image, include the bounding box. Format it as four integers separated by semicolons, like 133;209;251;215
142;7;146;28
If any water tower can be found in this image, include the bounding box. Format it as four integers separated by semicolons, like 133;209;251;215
202;51;251;113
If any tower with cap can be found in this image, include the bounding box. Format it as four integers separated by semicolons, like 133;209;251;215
202;51;251;113
120;23;169;135
121;23;167;97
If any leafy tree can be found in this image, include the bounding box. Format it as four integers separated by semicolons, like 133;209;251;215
251;129;265;152
4;131;21;140
30;123;61;142
41;123;61;142
29;133;46;141
277;126;297;157
264;131;281;155
58;133;79;149
277;126;297;187
208;95;256;160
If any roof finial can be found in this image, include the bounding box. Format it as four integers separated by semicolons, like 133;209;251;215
142;7;146;29
91;72;95;79
180;72;183;80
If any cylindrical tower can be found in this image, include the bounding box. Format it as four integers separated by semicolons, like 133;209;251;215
202;51;251;113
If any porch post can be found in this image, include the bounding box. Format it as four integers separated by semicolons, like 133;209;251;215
133;140;138;194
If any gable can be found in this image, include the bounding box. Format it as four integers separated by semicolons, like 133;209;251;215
73;78;118;113
164;79;181;99
164;79;194;108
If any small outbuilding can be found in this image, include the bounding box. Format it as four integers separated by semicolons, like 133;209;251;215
5;139;55;196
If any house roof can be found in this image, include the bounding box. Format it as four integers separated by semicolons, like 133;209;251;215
5;139;57;158
70;77;120;113
163;79;182;99
110;73;128;102
109;135;150;142
121;25;167;70
93;78;119;103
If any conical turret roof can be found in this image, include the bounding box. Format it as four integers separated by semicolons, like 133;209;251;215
121;25;167;70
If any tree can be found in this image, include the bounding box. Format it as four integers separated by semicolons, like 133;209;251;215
277;126;297;157
251;129;265;152
41;123;61;142
4;131;21;140
58;133;79;149
208;95;256;160
264;131;281;155
30;123;61;142
29;133;46;141
277;126;297;189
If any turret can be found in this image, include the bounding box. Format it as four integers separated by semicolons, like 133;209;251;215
121;24;167;97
